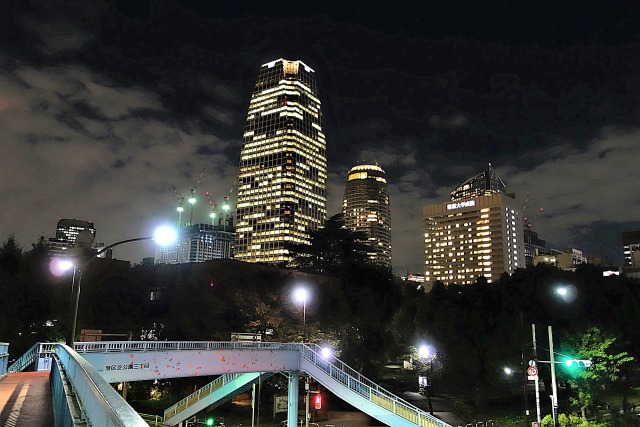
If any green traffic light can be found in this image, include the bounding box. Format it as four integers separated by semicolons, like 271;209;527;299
206;417;214;426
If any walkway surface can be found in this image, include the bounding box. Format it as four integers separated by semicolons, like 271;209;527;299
0;372;54;427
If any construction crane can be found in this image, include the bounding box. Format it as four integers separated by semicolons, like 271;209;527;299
171;168;206;227
204;180;236;230
171;185;185;226
521;192;544;230
205;191;218;226
525;207;544;230
187;168;206;225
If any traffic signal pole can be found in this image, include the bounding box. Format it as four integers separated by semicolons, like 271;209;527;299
531;324;541;426
549;326;560;427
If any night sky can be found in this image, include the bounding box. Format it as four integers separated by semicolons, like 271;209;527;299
1;1;639;273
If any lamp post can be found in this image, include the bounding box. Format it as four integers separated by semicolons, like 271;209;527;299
418;345;435;415
60;225;177;347
294;288;308;342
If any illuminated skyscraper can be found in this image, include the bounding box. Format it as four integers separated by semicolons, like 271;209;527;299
234;59;327;264
342;163;392;269
46;218;97;257
423;166;524;286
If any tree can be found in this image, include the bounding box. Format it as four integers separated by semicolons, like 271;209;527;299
559;327;634;421
287;213;371;275
0;234;23;275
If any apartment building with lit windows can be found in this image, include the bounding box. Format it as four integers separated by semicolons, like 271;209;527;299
234;59;327;264
423;167;524;285
342;163;392;269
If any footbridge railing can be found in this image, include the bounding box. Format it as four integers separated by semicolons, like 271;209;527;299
300;343;451;427
7;342;55;373
163;372;242;420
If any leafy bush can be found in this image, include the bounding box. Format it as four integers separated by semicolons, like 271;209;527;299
452;400;474;418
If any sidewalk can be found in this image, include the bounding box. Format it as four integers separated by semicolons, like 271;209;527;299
0;372;54;427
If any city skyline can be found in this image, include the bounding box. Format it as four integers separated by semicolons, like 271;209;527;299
1;2;639;273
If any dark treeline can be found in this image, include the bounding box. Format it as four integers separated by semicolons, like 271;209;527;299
1;224;639;416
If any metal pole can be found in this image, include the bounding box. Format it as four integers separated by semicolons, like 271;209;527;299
549;326;559;427
302;297;306;343
305;377;310;427
66;267;79;347
532;324;541;425
66;236;154;347
251;383;256;427
520;311;530;427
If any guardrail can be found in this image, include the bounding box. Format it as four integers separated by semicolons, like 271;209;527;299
301;343;451;427
164;372;241;420
73;340;300;353
53;343;149;426
0;342;8;378
7;342;55;373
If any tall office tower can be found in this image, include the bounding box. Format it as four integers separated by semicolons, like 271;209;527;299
342;163;392;269
234;58;327;264
47;219;96;257
423;166;524;285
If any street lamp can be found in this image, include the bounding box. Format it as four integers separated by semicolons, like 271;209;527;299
55;225;177;347
418;344;435;414
294;288;308;342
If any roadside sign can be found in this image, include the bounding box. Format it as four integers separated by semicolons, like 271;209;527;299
527;366;538;376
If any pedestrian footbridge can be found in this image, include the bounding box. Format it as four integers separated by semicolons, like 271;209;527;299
6;341;451;427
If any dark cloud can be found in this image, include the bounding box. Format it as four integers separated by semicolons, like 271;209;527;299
2;0;640;272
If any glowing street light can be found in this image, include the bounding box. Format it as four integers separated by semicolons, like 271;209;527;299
53;225;177;347
418;344;436;414
294;288;309;342
554;284;577;303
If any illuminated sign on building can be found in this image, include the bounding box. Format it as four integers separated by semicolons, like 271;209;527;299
446;200;476;210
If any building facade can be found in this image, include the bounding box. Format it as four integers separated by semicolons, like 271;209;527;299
234;58;327;264
450;163;505;201
622;230;640;278
523;227;547;266
423;166;524;285
533;248;587;271
155;223;234;264
342;163;392;269
47;218;98;257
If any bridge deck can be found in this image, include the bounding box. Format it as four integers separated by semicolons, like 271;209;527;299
0;372;53;427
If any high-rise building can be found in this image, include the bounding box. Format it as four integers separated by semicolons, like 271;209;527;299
178;223;234;263
234;58;327;264
342;163;392;269
47;219;97;257
423;166;524;285
155;223;234;264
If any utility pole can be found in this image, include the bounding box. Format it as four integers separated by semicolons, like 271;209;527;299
520;311;530;427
